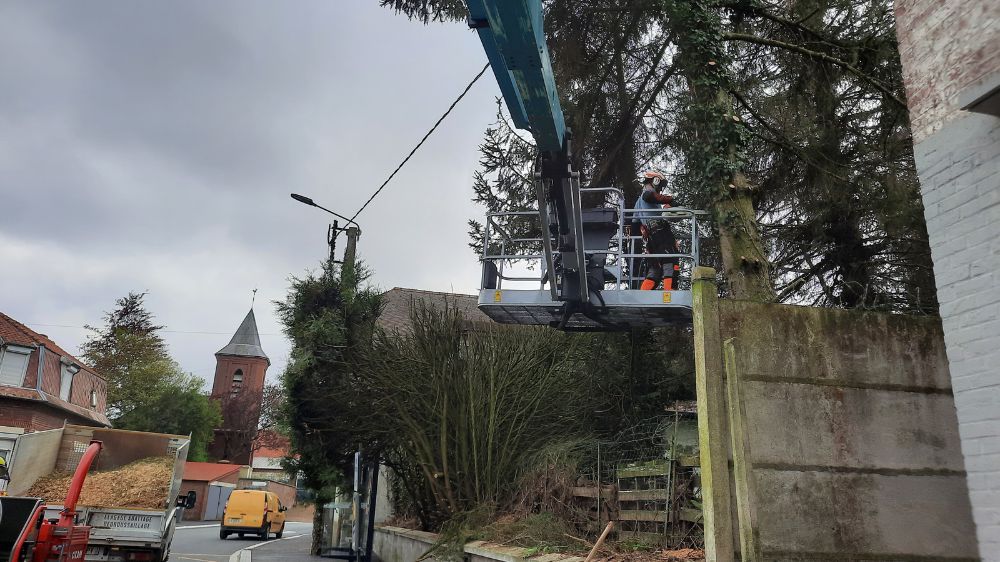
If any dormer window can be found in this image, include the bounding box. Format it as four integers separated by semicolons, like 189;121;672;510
232;369;244;394
59;359;80;401
0;344;32;387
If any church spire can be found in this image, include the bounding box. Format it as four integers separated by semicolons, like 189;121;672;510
216;309;269;364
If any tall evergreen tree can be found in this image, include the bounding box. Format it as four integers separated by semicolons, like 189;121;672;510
81;292;168;419
277;262;382;553
81;292;221;460
382;0;936;313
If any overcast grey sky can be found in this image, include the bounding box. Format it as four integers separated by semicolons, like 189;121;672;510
0;1;500;384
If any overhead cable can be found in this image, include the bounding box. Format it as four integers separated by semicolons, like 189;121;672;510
349;62;491;222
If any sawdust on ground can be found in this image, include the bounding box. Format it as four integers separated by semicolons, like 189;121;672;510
26;456;174;509
588;548;704;561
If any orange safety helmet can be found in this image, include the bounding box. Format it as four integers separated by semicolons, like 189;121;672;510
640;170;667;187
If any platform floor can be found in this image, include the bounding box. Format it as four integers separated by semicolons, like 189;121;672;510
478;289;693;330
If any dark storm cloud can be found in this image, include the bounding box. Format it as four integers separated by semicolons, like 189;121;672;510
0;1;500;380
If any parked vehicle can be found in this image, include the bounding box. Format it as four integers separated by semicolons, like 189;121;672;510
5;425;194;562
219;490;287;540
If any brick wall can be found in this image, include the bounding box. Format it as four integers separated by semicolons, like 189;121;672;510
912;117;1000;559
895;1;1000;142
37;349;107;411
211;355;267;399
0;399;90;432
896;2;1000;558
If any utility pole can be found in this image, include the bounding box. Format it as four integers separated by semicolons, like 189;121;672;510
343;226;361;279
327;220;339;264
289;193;361;275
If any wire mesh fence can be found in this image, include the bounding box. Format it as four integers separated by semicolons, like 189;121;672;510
573;405;703;550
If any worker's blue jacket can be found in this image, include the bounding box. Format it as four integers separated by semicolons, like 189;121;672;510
634;186;670;228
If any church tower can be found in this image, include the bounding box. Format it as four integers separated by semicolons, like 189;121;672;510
209;309;269;463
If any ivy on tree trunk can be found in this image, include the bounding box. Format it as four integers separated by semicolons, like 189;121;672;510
665;0;775;302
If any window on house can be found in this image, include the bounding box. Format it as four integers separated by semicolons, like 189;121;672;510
0;441;12;472
90;389;98;408
232;369;244;395
0;344;32;387
60;361;80;401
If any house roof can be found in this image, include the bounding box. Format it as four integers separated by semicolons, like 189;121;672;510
0;313;101;380
0;311;111;426
182;461;242;482
252;431;292;459
0;389;110;426
377;288;492;334
254;443;288;460
216;309;269;363
0;312;39;348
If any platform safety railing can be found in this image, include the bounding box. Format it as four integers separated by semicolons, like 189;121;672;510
480;189;706;293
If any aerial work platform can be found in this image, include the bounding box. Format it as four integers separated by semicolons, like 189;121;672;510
479;288;693;330
467;1;706;330
477;187;706;330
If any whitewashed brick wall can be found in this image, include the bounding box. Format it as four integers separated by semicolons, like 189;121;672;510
915;116;1000;558
896;1;1000;558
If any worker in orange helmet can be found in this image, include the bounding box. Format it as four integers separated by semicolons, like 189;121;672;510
634;170;679;290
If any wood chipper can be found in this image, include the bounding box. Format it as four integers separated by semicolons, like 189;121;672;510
0;440;102;562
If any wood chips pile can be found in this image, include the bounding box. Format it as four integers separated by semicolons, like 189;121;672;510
594;548;705;561
26;456;174;509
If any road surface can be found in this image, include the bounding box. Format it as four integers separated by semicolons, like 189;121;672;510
172;521;315;562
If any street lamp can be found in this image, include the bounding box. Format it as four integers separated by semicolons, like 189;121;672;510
289;193;361;230
289;193;361;269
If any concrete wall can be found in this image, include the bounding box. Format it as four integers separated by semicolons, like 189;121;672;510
372;526;588;562
895;2;1000;558
726;300;975;560
372;527;440;562
692;270;978;561
7;427;62;495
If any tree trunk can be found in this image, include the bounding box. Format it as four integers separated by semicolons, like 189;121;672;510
714;170;775;302
706;96;775;302
311;497;325;555
668;0;775;302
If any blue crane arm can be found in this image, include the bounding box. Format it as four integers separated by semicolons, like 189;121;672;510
467;0;566;153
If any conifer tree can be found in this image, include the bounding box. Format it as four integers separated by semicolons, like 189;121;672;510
81;292;221;460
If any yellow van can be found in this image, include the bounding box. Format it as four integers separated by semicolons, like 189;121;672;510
219;490;287;540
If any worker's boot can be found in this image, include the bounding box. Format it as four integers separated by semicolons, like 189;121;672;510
640;279;656;290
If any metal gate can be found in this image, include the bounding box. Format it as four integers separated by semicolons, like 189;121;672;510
204;483;233;521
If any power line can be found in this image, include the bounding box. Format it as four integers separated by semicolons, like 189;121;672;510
23;322;283;336
349;62;491;222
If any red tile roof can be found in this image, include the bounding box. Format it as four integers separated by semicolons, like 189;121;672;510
44;393;111;426
182;462;242;482
0;312;105;382
252;431;292;459
0;311;111;427
0;312;41;348
254;444;289;459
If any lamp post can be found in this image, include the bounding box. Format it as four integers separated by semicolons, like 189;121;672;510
290;193;361;273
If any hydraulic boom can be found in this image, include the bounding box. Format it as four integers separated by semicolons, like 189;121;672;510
468;0;706;330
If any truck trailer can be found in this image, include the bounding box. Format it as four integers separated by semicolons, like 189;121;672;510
4;425;194;562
